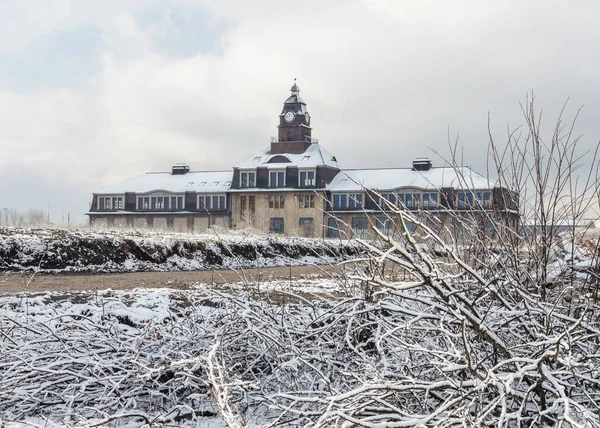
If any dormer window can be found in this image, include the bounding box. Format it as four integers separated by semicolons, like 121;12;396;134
240;171;256;188
98;196;123;210
269;170;286;188
299;170;315;187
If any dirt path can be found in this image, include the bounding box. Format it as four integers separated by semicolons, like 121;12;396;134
0;265;345;293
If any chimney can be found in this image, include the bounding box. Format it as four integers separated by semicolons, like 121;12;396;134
412;158;432;171
172;163;190;175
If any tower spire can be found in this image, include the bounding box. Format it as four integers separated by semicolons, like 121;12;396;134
290;78;300;96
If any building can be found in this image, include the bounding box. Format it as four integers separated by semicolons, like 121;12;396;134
87;82;518;239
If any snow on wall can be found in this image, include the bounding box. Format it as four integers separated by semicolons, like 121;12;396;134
0;228;362;273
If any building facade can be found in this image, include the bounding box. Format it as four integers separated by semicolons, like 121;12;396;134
87;82;518;239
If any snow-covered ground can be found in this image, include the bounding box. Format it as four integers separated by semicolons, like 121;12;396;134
0;277;350;427
0;227;362;273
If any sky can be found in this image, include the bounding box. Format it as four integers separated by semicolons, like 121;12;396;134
1;0;600;223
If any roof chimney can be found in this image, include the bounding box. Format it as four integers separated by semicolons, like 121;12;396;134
171;163;190;175
412;158;432;171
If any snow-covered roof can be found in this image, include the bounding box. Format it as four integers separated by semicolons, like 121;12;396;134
235;143;339;170
94;170;233;195
327;166;494;192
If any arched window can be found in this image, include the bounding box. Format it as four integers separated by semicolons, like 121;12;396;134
268;155;291;163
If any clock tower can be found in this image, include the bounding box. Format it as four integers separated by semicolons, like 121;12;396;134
272;80;313;154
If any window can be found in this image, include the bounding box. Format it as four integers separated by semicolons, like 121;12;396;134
397;193;405;207
269;170;286;187
351;217;368;239
457;191;475;208
268;195;285;209
240;196;247;215
269;218;285;234
299;218;314;237
299;194;315;208
240;195;255;222
349;194;363;208
137;194;182;211
199;194;227;210
287;132;293;141
332;193;363;209
327;217;340;238
299;170;315;187
269;155;291;163
422;192;438;208
483;192;491;208
99;196;123;210
379;193;396;209
241;171;256;188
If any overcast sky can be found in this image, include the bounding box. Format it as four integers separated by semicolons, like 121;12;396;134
1;0;599;223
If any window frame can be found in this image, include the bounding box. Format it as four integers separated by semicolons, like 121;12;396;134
332;193;363;209
299;169;316;187
240;171;256;188
198;194;227;210
298;194;316;208
269;217;285;234
136;193;184;211
268;194;285;209
98;195;123;211
269;170;286;188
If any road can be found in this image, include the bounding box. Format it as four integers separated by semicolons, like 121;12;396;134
0;265;344;293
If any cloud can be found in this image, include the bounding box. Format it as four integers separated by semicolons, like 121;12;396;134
1;0;600;222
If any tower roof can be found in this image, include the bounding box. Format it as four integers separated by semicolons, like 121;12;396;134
290;79;300;94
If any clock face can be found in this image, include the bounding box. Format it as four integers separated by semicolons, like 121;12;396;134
284;111;296;123
305;112;310;123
